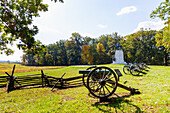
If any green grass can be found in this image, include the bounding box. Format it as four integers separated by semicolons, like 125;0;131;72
0;63;169;113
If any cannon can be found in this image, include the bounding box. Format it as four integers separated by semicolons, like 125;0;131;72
79;66;140;99
123;63;150;76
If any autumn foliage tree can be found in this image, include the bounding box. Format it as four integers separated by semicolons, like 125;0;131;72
81;45;89;64
96;42;106;64
88;45;95;64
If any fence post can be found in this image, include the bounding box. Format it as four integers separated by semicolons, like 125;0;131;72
41;70;44;87
8;76;14;93
5;65;16;92
5;65;15;93
41;70;50;87
9;65;15;91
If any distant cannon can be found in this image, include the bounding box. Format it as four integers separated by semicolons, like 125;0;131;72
123;63;150;76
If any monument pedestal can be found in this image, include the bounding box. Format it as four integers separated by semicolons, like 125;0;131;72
112;50;127;64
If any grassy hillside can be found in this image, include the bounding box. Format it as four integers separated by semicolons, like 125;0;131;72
0;63;65;75
0;63;169;112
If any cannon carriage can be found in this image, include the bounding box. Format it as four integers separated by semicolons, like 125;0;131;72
79;66;140;99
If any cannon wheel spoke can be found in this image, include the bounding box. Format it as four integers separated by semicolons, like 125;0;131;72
82;66;97;88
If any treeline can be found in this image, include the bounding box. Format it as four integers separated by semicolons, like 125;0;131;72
122;29;165;65
21;30;167;66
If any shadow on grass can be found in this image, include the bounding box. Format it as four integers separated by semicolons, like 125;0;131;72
133;71;149;76
57;82;83;90
133;74;144;77
14;84;44;91
92;93;143;113
11;80;84;92
0;80;84;93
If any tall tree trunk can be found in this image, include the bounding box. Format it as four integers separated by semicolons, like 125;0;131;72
164;50;168;66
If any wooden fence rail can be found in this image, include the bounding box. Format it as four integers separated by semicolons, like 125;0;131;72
14;74;42;88
0;76;8;88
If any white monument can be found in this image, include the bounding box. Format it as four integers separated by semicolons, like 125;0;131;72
112;45;127;64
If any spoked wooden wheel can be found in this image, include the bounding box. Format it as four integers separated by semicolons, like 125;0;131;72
123;65;131;75
87;67;118;98
82;66;97;88
130;64;140;76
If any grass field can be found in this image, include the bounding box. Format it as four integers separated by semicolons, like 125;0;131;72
0;63;169;113
0;63;65;74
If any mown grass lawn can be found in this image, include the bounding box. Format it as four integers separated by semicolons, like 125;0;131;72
0;63;169;113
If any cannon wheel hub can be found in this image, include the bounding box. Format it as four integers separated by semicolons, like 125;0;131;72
99;79;106;86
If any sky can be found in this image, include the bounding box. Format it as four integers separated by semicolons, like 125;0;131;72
0;0;165;62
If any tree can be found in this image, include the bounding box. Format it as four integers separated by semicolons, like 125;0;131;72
154;26;170;52
150;0;170;65
65;40;76;65
154;27;170;65
96;42;106;64
87;44;94;64
56;40;68;65
150;0;170;51
122;30;162;64
0;0;63;55
69;32;83;64
47;44;58;65
45;53;53;65
150;0;170;24
82;36;92;45
81;45;89;64
21;54;27;64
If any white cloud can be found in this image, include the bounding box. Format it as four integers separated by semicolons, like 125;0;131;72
97;24;108;29
116;6;137;16
133;20;165;33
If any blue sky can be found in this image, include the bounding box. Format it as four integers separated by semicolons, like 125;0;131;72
0;0;165;61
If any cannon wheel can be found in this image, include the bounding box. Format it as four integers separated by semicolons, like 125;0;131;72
123;65;131;75
139;63;150;69
82;66;97;88
130;64;140;76
87;66;118;98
